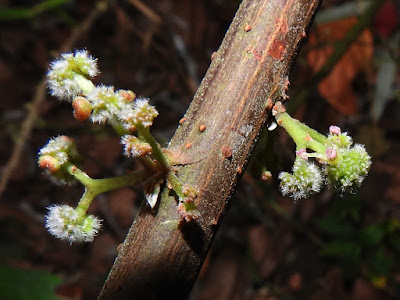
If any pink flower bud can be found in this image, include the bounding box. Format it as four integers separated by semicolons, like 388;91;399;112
326;147;337;160
329;125;341;135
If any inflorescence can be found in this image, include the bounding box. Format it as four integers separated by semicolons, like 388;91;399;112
273;101;371;201
45;204;101;244
39;50;197;243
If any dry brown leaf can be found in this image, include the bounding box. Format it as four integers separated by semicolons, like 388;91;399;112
307;17;373;115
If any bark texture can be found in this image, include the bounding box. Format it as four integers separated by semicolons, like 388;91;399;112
99;0;320;298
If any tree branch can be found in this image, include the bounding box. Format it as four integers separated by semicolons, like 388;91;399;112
99;0;321;298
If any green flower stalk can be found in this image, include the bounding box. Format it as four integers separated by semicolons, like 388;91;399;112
41;158;149;243
272;101;371;200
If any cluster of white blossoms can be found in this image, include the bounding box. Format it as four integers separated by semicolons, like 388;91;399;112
38;136;79;183
41;50;163;243
47;50;98;100
46;50;159;157
45;205;101;244
277;123;371;200
39;136;76;166
325;143;371;193
119;97;159;130
279;158;323;201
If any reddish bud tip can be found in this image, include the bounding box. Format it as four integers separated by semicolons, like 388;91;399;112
72;96;92;121
261;170;272;182
119;90;136;102
272;101;286;116
38;155;61;172
329;125;341;135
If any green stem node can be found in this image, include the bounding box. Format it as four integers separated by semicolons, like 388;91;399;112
63;162;149;219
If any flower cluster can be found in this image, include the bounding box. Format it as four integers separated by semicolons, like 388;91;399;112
324;126;371;192
47;50;159;153
38;136;79;184
45;204;101;243
47;50;98;100
274;103;371;200
279;157;323;201
40;50;164;243
325;144;371;193
119;97;159;130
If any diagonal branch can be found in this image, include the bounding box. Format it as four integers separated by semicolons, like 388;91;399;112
99;0;321;298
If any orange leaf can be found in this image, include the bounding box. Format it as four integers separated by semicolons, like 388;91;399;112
307;17;373;115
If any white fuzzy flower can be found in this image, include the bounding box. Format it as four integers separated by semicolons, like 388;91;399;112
45;204;102;243
47;50;98;100
279;158;324;201
71;50;99;77
87;85;127;124
39;136;76;165
119;97;158;129
325;144;371;192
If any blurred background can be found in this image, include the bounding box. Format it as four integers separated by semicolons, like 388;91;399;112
0;0;399;299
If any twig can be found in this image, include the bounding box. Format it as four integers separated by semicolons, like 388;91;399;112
126;0;162;25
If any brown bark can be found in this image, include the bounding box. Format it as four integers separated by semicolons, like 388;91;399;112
99;0;320;299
